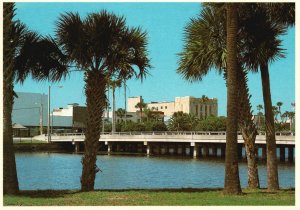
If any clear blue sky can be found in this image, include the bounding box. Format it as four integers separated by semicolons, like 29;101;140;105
14;2;295;116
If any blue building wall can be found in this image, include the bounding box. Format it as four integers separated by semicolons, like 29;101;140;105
13;92;72;127
13;92;48;126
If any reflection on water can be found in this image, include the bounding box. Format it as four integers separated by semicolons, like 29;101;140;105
16;153;295;190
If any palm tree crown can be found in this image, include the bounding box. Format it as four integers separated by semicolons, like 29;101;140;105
56;10;150;79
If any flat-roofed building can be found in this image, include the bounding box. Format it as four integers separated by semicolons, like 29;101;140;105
12;92;48;136
52;103;87;132
128;96;218;120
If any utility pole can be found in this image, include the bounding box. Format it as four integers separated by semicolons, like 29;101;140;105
39;103;43;135
47;86;51;143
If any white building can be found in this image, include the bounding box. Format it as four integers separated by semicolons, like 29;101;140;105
128;96;218;120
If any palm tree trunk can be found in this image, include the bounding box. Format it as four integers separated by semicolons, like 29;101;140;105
107;88;110;125
224;3;242;195
237;67;260;189
260;62;279;191
112;86;116;133
244;134;259;188
81;70;106;191
3;2;19;195
124;80;127;125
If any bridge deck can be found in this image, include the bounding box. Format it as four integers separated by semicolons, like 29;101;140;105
49;131;295;145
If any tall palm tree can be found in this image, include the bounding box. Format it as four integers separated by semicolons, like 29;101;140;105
178;4;253;192
108;79;122;133
277;101;283;121
135;102;147;122
224;3;242;194
281;111;289;124
257;104;264;130
272;106;280;122
241;3;294;190
55;10;150;191
257;104;263;114
124;80;128;124
3;3;67;194
3;2;19;195
3;3;68;194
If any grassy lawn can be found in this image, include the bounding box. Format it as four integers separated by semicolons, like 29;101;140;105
3;188;295;206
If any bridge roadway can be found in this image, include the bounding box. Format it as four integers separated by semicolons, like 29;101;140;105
50;131;295;145
48;131;295;161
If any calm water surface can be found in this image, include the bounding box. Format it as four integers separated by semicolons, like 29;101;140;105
16;152;295;190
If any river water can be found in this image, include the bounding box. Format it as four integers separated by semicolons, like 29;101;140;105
16;152;294;190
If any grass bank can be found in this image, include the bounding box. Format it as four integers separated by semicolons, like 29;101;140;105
3;188;295;206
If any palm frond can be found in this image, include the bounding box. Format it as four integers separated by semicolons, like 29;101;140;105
177;5;226;82
15;34;68;83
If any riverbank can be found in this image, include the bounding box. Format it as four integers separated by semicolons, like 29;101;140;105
3;188;295;206
14;142;73;152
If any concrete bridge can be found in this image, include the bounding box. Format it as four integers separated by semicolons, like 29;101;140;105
48;131;295;161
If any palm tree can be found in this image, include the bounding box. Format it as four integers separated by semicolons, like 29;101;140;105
55;10;150;191
135;102;147;122
287;111;295;132
272;106;280;122
143;108;152;122
241;3;294;190
3;2;19;195
257;104;264;116
116;108;126;122
277;101;283;121
3;3;68;194
281;111;289;124
123;80;128;124
223;3;242;195
178;4;256;192
257;104;264;130
108;79;122;133
257;104;263;113
122;74;134;125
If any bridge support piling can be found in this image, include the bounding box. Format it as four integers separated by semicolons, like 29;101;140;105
74;142;80;153
212;146;217;157
193;145;198;158
177;145;182;155
203;146;209;157
161;144;166;155
198;146;203;157
280;146;286;162
181;145;185;156
185;146;190;156
220;146;225;158
107;143;112;155
147;145;151;156
116;144;120;152
173;144;178;155
288;146;294;162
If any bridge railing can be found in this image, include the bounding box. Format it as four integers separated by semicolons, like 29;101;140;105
50;131;295;136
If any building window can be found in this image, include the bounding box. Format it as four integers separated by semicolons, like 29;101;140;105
195;105;198;115
161;106;163;109
165;106;167;109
